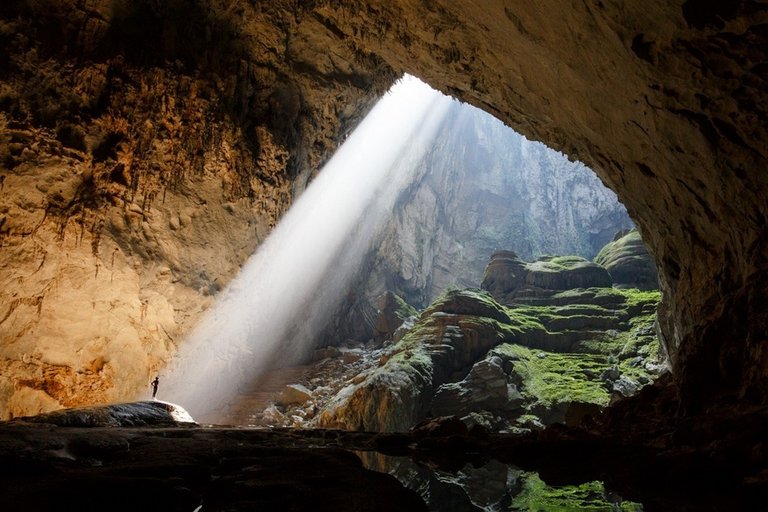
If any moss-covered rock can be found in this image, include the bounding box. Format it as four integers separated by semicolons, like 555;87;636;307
594;229;658;290
482;252;613;304
317;284;664;432
510;473;643;511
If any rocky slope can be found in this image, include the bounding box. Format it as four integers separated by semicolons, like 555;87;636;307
315;250;663;432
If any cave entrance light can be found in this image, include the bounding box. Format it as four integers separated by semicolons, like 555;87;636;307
162;75;454;421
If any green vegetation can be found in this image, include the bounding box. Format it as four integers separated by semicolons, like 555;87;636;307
391;292;419;319
494;344;611;407
527;255;591;273
510;473;643;511
361;285;662;431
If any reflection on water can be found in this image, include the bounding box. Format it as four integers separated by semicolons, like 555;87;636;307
359;452;643;511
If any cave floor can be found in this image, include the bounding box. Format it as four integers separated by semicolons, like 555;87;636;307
1;418;765;511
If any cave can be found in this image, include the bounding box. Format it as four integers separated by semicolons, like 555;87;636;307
0;1;766;510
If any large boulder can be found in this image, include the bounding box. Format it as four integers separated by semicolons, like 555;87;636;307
481;252;612;303
594;230;659;290
431;356;524;417
12;401;196;427
525;256;613;290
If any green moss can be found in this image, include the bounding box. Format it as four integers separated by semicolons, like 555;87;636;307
494;344;611;407
391;292;419;319
527;255;591;273
511;472;643;511
617;288;661;312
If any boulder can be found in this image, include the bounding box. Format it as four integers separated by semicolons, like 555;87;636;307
277;384;313;406
594;230;658;290
431;357;523;417
13;401;196;427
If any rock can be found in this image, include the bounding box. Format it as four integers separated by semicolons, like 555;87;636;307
481;253;612;303
341;348;364;364
422;288;511;324
393;315;417;343
612;376;640;397
313;346;341;361
525;256;613;290
277;384;313;406
409;416;468;437
481;251;529;299
600;367;621;382
431;358;523;417
13;401;197;427
594;229;658;290
260;404;287;425
373;291;418;343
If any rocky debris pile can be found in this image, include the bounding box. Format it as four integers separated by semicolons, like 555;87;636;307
11;401;196;427
594;229;659;290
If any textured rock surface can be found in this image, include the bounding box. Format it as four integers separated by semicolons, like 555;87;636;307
361;101;631;308
481;252;614;303
0;1;393;417
1;0;767;417
595;229;659;290
13;400;196;427
316;286;662;432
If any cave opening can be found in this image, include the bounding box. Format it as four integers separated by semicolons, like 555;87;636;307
159;75;664;437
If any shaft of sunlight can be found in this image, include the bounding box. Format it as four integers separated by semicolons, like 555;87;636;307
161;75;454;421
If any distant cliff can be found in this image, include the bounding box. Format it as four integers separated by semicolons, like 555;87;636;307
362;101;632;310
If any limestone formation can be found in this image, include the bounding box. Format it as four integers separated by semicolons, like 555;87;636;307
0;1;393;417
481;252;614;304
361;101;631;308
1;0;767;418
594;229;659;290
317;285;661;432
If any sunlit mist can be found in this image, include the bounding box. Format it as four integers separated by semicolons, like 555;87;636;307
162;75;454;421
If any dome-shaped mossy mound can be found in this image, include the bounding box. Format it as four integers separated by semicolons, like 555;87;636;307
594;229;658;290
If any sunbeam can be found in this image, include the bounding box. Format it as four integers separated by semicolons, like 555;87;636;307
162;75;454;421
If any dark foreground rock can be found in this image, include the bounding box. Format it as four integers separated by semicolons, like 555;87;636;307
14;400;196;427
0;414;765;512
0;423;427;512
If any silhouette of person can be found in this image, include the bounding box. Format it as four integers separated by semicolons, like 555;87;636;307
151;376;159;399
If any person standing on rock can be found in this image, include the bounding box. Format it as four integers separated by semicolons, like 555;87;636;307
151;376;160;399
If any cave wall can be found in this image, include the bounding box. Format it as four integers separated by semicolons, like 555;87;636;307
1;0;766;416
0;0;394;417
